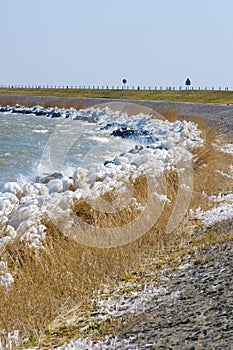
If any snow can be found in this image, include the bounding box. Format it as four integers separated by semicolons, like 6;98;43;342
53;282;173;349
0;330;20;350
216;142;233;155
56;336;135;350
47;179;64;193
191;193;233;226
0;262;14;288
0;273;14;288
2;182;22;197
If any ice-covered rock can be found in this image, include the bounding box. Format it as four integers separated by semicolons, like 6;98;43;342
10;205;41;228
47;179;64;193
73;168;89;189
2;182;22;197
33;183;49;195
63;176;74;192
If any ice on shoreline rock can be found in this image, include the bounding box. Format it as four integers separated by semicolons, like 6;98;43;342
2;182;22;198
47;179;64;193
0;105;205;286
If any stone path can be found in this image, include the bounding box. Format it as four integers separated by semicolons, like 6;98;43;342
116;240;233;349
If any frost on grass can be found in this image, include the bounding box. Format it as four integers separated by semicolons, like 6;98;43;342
54;282;177;350
0;261;14;288
191;193;233;226
56;336;136;350
216;142;233;155
0;330;20;350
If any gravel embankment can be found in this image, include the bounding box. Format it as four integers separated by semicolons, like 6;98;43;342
116;239;233;349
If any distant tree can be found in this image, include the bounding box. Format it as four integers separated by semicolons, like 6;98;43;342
185;78;191;88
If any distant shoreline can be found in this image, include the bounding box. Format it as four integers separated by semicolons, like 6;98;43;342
0;94;233;137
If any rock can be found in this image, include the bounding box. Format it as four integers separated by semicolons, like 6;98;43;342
73;168;89;189
2;182;22;198
111;127;150;139
111;127;137;138
35;172;63;184
47;179;64;194
0;105;11;112
128;145;144;154
33;183;49;195
63;176;74;192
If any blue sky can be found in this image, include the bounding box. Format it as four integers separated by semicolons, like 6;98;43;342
1;0;233;89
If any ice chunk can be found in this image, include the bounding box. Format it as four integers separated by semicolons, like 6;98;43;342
47;179;64;193
0;272;14;288
2;182;22;197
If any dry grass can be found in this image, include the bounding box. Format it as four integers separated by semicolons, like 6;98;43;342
0;171;180;344
190;119;233;209
153;106;179;122
0;114;232;349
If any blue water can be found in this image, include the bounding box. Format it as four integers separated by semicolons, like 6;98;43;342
0;112;133;188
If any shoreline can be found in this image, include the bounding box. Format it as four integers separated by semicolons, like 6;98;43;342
0;95;233;349
1;94;233;137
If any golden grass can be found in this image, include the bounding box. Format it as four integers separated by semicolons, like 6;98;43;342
0;114;232;349
152;106;179;122
190;119;233;209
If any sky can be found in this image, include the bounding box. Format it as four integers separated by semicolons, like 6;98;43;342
1;0;233;89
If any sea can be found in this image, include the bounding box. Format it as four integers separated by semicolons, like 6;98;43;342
0;111;134;189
